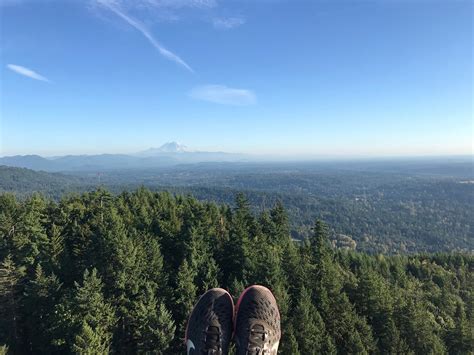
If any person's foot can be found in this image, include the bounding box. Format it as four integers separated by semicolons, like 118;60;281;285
234;285;281;355
185;288;234;354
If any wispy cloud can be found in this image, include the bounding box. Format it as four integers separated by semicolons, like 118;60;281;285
95;0;194;72
189;85;256;105
213;17;245;30
7;64;50;82
138;0;217;9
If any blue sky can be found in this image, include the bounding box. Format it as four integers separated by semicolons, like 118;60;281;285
1;0;472;157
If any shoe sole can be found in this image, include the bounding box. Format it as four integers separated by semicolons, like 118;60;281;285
184;287;235;344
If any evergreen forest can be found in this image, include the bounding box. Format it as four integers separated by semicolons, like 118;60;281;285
0;188;472;354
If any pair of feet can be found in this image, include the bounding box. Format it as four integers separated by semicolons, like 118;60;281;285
185;285;281;354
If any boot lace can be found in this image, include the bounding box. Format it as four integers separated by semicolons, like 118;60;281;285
246;324;269;355
202;325;221;354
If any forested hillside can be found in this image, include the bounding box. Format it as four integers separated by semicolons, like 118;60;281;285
0;188;472;354
0;166;89;197
1;164;473;254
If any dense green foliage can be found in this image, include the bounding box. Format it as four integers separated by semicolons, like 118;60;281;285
0;188;472;354
1;164;473;254
0;166;89;197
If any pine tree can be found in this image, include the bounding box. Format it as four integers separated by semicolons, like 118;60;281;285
229;277;245;302
281;236;301;303
397;297;446;354
0;254;26;352
355;267;400;353
69;269;117;354
279;325;301;355
130;283;176;353
221;193;255;285
198;255;220;292
96;229;154;352
292;286;335;354
184;223;219;294
249;243;290;326
10;194;49;268
445;302;473;354
309;220;375;353
270;200;290;246
46;223;64;273
24;264;62;353
172;259;197;351
57;195;89;283
0;193;19;261
72;321;111;355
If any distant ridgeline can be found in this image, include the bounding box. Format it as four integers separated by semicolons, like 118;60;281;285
0;188;472;354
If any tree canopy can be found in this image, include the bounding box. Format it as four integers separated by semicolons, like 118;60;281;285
0;188;472;353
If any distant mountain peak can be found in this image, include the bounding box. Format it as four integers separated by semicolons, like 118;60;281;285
136;142;194;157
157;142;189;153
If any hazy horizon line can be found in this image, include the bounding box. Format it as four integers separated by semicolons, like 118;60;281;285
0;150;472;161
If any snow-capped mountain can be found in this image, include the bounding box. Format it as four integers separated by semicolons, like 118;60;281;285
0;142;248;172
152;142;190;154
